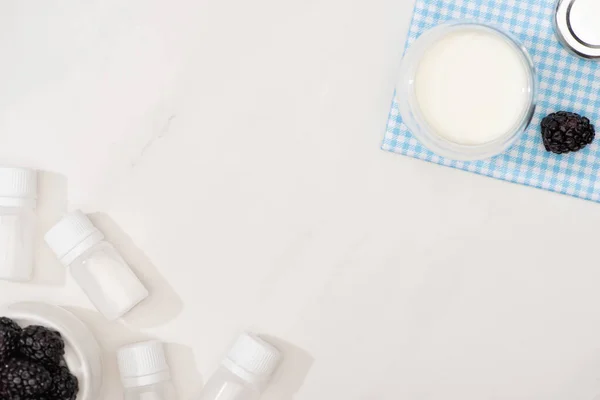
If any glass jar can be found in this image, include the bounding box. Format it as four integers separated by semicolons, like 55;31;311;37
397;21;537;160
45;210;149;320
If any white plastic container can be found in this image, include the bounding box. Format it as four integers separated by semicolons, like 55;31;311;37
198;333;281;400
44;210;149;320
118;340;177;400
0;167;37;282
0;301;104;400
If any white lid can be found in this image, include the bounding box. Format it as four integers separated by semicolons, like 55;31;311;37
555;0;600;59
44;210;105;266
0;167;37;207
118;340;171;388
222;333;281;384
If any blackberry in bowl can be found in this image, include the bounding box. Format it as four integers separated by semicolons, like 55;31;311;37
0;317;21;363
0;302;103;400
0;358;52;397
18;325;65;366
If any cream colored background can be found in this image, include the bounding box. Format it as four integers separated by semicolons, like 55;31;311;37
1;1;600;399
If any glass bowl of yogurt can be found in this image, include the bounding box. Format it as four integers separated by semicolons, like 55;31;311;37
397;21;537;160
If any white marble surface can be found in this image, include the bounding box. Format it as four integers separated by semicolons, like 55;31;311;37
3;1;600;399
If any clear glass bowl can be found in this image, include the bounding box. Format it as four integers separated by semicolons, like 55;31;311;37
397;21;537;161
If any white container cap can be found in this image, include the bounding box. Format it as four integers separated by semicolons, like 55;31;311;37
118;340;171;388
222;333;281;385
44;210;105;266
0;167;37;207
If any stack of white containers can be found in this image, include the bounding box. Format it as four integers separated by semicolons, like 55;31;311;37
0;166;282;400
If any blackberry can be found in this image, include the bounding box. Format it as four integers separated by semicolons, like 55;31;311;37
541;111;595;154
0;358;52;397
46;365;78;400
0;318;21;362
0;392;46;400
18;326;65;366
0;390;29;400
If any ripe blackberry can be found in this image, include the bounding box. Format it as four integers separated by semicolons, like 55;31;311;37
0;392;46;400
0;317;21;362
46;365;78;400
0;358;52;397
18;326;65;366
0;389;28;400
541;111;595;154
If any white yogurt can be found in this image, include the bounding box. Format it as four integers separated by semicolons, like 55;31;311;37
414;26;531;145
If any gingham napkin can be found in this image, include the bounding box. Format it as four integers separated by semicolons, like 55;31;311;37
382;0;600;202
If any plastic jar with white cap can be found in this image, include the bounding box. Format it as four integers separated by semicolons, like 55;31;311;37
118;340;177;400
0;167;37;282
44;210;149;320
198;332;281;400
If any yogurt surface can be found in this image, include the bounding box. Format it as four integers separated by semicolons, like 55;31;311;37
414;26;531;145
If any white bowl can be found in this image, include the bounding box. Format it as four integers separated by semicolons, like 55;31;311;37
0;302;103;400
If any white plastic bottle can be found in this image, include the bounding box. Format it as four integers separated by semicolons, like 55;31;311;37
198;333;281;400
44;210;149;320
0;167;37;282
118;340;177;400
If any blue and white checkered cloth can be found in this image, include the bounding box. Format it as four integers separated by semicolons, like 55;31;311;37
382;0;600;202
